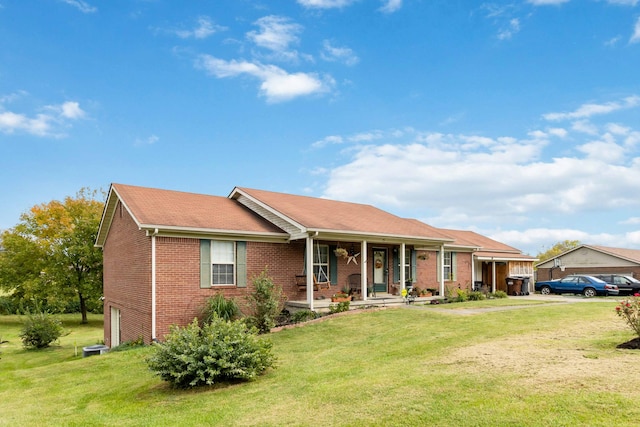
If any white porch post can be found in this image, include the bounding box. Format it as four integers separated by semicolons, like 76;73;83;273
361;240;368;301
306;235;314;311
471;254;476;290
439;244;445;297
491;261;496;293
400;243;406;292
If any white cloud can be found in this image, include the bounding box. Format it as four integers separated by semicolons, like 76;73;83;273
577;138;625;163
312;135;344;148
247;16;302;55
571;120;599;135
175;16;225;39
631;17;640;44
379;0;402;13
0;100;85;137
135;135;159;146
321;40;359;66
196;55;333;102
607;0;639;5
497;18;521;40
297;0;357;8
527;0;570;5
543;95;640;121
547;127;568;138
60;0;96;13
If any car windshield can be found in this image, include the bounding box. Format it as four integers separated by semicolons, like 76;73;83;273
586;276;606;283
624;276;640;284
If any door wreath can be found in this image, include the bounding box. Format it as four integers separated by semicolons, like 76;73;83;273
375;259;383;269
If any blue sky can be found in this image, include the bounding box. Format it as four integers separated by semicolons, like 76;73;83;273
1;0;639;256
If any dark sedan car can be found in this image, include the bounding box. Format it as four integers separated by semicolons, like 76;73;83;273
593;274;640;295
535;275;619;297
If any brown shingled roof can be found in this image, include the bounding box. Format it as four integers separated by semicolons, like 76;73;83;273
588;245;640;264
438;229;522;253
112;183;285;233
234;187;451;241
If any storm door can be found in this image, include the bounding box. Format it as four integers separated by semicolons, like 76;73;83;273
372;249;388;293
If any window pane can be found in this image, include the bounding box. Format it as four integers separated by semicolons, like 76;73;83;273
313;244;329;282
212;241;234;263
211;241;235;285
213;264;234;285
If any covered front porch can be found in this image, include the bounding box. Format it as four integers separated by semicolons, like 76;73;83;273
294;233;450;311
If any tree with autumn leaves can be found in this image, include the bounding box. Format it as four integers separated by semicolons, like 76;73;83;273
0;189;104;323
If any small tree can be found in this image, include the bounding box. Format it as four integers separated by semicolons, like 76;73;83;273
19;306;66;349
246;270;285;334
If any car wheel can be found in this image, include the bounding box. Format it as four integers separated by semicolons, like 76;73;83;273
583;287;596;298
540;286;551;295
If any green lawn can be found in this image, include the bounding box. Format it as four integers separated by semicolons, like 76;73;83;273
2;302;639;426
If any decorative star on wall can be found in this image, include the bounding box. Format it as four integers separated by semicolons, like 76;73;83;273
347;252;360;265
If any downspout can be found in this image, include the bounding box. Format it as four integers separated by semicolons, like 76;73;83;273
151;228;158;341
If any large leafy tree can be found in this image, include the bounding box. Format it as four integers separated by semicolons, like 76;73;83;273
536;240;581;264
0;189;104;323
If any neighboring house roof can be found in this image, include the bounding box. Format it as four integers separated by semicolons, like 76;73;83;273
95;184;289;247
230;187;454;245
536;244;640;268
436;228;536;261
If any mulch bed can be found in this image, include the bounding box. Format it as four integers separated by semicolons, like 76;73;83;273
617;337;640;349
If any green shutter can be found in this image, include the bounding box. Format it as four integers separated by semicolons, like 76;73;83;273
451;252;457;281
200;240;211;289
329;245;338;285
393;249;400;283
411;249;417;283
236;241;247;288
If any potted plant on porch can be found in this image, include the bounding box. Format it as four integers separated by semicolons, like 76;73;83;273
331;291;351;302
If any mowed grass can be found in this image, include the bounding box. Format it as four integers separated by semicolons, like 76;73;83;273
2;301;640;426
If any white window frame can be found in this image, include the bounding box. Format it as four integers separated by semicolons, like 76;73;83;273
211;240;236;286
313;244;329;283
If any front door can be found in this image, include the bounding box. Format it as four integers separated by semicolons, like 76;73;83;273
372;249;387;293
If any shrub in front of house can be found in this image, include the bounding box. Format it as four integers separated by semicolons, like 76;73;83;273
201;293;240;324
468;291;486;301
147;317;275;389
491;290;508;299
246;270;285;334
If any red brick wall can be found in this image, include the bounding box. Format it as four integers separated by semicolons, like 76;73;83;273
102;201;152;346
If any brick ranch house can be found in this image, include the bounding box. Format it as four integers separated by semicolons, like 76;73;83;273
95;183;536;346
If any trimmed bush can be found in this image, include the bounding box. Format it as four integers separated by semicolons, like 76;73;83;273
468;291;486;301
492;290;508;299
329;301;350;313
201;293;240;324
292;309;318;323
147;317;275;389
19;309;66;349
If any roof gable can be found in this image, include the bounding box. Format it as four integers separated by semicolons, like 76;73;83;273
95;184;286;247
231;187;453;243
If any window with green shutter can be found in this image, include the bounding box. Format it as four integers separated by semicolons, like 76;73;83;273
199;240;247;288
